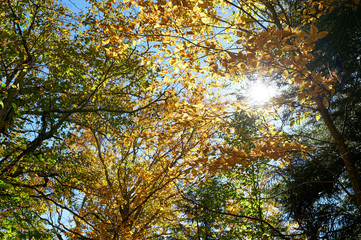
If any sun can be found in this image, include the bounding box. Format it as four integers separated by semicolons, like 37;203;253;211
248;81;276;105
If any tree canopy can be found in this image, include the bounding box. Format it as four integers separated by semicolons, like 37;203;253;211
1;0;360;239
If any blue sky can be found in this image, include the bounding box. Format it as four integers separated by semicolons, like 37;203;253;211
61;0;90;12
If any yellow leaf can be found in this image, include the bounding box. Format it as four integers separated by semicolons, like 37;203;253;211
102;38;110;45
227;51;237;60
331;88;336;95
315;112;321;121
282;70;289;78
310;24;318;36
229;68;236;77
280;161;285;168
317;31;328;39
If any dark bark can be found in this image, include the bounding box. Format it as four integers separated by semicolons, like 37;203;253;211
314;95;361;212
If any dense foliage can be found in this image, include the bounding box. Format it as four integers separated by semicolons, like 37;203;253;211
272;3;361;239
1;0;360;239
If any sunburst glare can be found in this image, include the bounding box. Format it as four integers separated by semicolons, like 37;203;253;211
248;81;276;106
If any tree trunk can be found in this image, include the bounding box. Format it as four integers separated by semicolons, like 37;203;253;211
314;95;361;212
